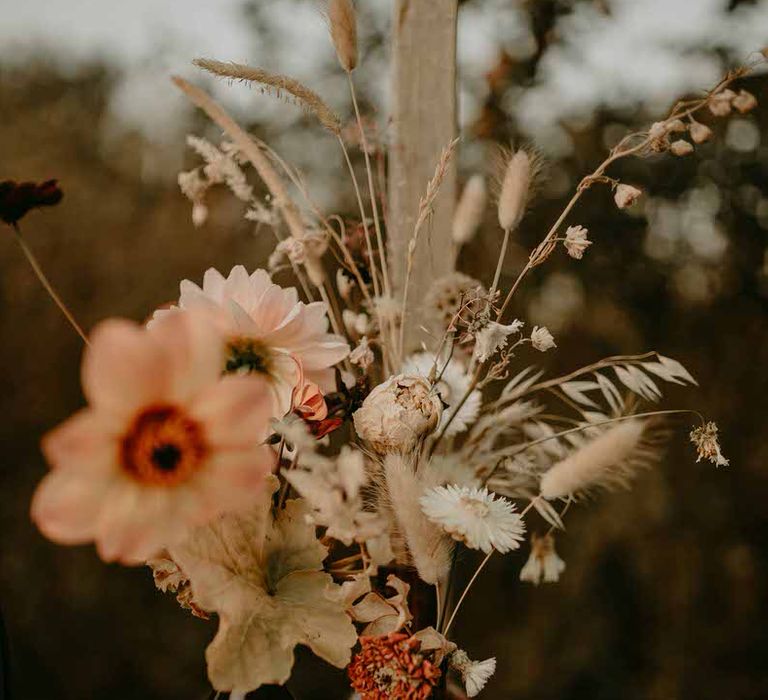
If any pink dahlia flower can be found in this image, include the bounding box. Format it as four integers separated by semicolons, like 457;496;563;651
31;311;276;564
152;266;349;413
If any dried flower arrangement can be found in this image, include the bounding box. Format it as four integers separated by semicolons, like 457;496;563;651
8;3;766;699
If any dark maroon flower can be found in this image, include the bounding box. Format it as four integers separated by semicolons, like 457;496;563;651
0;179;63;225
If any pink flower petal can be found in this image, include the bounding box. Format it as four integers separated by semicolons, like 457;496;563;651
31;469;113;545
41;408;119;472
147;311;224;403
190;375;276;447
82;319;171;416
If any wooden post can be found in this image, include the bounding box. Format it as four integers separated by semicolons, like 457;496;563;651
389;0;458;352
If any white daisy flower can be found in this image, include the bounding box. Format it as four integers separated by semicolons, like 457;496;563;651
519;533;566;585
420;485;525;554
450;649;497;697
402;352;482;436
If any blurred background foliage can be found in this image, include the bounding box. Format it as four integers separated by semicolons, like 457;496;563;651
1;0;767;698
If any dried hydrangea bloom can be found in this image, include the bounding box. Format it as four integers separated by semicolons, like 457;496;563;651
402;352;481;436
31;312;276;564
690;421;729;467
420;485;526;554
151;265;348;414
450;649;497;698
348;632;441;700
519;533;566;585
353;374;443;453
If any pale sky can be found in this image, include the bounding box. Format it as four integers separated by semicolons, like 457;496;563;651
1;0;765;155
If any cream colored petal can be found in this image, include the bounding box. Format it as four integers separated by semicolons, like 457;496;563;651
189;375;276;447
41;408;119;472
82;319;171;416
30;468;113;545
147;311;225;403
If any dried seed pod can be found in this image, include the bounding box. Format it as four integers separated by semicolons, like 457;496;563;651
670;139;694;156
689;121;713;144
732;89;757;114
614;183;643;209
708;89;736;117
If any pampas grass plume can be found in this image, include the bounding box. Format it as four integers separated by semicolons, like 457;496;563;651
384;454;453;585
540;419;647;499
452;174;487;245
328;0;358;72
497;148;535;231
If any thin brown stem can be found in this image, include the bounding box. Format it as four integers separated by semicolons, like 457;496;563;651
12;226;89;345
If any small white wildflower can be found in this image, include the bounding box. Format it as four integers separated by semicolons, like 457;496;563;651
337;269;353;300
343;310;370;336
519;533;566;585
450;650;496;698
614;184;643;210
178;169;208;201
563;225;592;260
245;201;278;226
732;89;757;114
689;121;713;144
530;326;556;352
473;320;524;363
349;336;374;369
271;416;317;453
708;89;736;117
670;139;694;156
191;202;208;228
690;421;729;467
420;485;526;554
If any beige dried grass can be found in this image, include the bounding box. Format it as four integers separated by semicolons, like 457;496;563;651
193;58;342;135
539;419;655;499
327;0;358;72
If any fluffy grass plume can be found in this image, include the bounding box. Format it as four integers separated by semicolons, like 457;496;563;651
383;454;454;585
540;419;654;499
328;0;358;72
452;174;487;245
193;58;342;135
495;147;540;231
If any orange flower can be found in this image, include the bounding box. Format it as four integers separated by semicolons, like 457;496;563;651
348;632;441;699
293;380;328;422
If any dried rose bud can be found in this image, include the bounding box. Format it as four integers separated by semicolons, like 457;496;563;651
614;183;643;210
670;139;694;156
353;374;443;453
0;179;63;225
732;89;757;114
708;89;736;117
689;121;713;144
